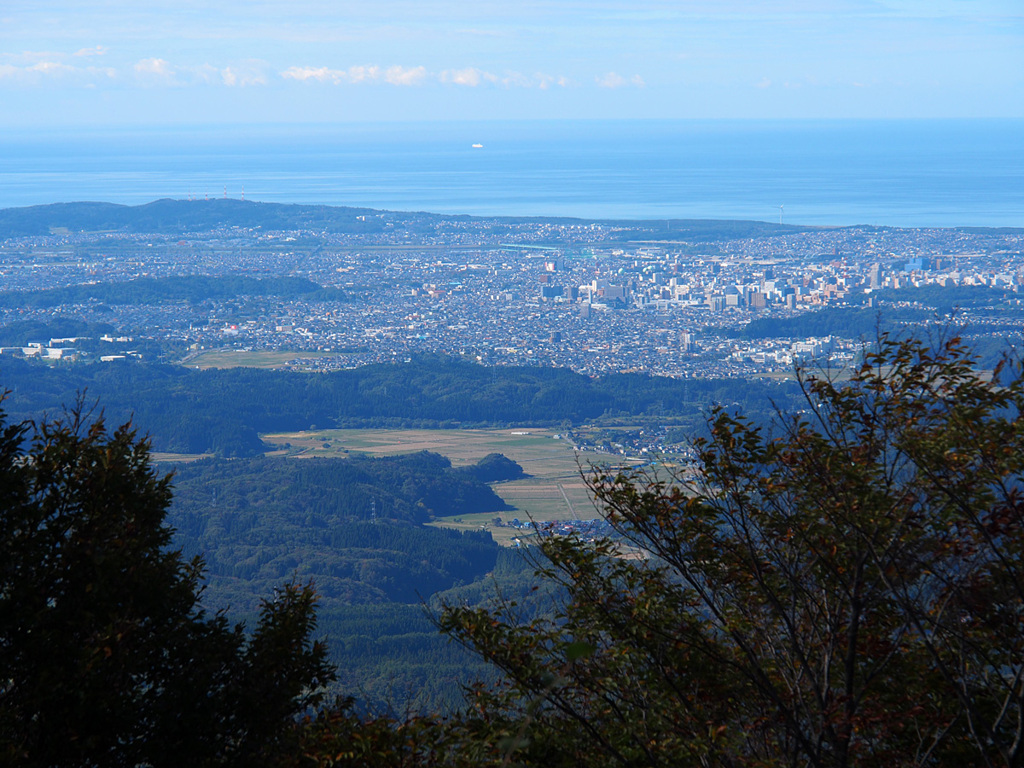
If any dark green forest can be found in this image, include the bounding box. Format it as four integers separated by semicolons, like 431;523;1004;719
738;285;1024;341
0;275;350;310
0;318;117;347
737;305;934;339
0;354;801;456
169;451;510;604
164;451;536;712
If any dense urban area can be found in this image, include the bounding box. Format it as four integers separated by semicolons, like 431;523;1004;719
2;201;1022;379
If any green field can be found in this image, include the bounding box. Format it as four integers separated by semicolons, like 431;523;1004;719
184;349;348;370
150;451;211;464
261;427;615;544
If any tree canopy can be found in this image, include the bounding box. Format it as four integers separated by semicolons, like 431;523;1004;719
0;402;334;767
436;333;1024;767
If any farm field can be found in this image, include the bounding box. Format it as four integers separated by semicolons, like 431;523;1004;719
151;451;211;463
261;427;619;544
184;349;350;369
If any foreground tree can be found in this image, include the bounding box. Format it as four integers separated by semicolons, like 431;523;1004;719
0;403;334;767
438;333;1024;767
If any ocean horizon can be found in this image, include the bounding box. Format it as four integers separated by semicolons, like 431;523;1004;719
2;119;1022;229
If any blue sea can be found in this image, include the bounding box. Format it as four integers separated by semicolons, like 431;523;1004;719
1;120;1022;228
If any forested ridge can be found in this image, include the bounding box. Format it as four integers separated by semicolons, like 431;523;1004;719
0;198;808;241
0;275;350;309
168;451;510;607
0;354;800;455
163;450;530;712
738;285;1024;341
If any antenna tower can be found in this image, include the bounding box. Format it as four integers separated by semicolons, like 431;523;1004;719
779;204;784;225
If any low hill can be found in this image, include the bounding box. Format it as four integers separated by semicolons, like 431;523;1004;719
0;198;813;241
0;355;802;456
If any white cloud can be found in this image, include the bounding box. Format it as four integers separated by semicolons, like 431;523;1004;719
73;46;107;57
756;77;772;88
346;65;380;83
502;71;532;88
278;63;570;90
280;65;340;83
135;58;171;76
2;52;583;93
134;57;177;84
503;71;574;89
27;61;76;76
441;67;486;86
280;64;423;86
450;69;479;86
596;71;627;88
0;58;115;85
596;72;645;89
0;48;120;87
384;65;427;86
131;58;268;87
221;61;268;87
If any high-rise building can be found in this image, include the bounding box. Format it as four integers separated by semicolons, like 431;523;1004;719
868;263;883;289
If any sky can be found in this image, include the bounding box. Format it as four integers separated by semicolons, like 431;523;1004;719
1;1;1022;127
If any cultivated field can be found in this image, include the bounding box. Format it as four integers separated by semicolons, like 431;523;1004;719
261;427;617;544
185;349;349;369
150;451;211;464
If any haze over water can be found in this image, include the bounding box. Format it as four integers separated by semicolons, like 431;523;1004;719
2;120;1022;229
